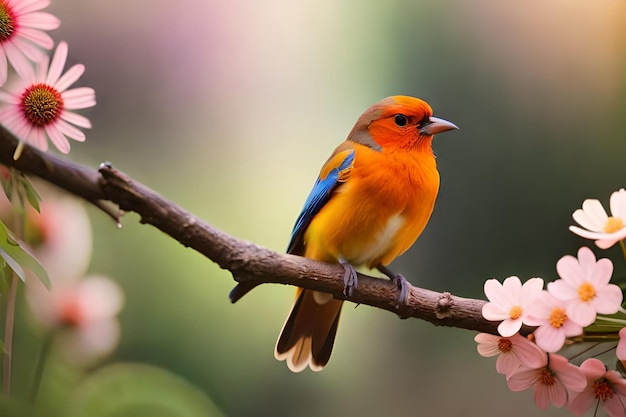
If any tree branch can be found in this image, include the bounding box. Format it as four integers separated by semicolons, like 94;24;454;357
0;126;507;336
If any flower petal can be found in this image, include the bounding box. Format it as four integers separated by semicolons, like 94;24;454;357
593;285;623;314
45;124;70;153
496;352;521;377
610;189;626;219
507;367;538;391
16;27;55;50
556;254;583;285
13;0;51;15
0;47;8;86
567;389;595;417
533;325;566;353
581;199;609;229
16;12;60;31
60;111;91;129
62;87;96;110
567;302;596;327
54;64;84;92
482;302;508;321
511;335;547;369
579;358;606;380
498;318;522;337
46;41;68;86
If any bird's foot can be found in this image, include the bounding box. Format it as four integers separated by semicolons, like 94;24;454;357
377;265;410;305
392;274;410;305
340;260;358;297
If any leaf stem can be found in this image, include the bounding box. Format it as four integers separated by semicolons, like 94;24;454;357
2;273;18;396
29;332;54;403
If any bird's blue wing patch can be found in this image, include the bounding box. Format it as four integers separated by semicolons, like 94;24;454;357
286;150;355;255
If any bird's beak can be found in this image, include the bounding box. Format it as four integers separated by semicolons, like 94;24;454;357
419;116;459;136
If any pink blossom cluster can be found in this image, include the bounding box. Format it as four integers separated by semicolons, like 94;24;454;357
0;0;95;159
476;189;626;416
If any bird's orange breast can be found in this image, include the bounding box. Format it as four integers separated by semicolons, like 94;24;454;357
303;142;439;268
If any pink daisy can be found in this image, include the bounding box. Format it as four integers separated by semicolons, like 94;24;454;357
568;358;626;417
0;0;60;85
569;189;626;249
0;41;96;159
549;247;622;327
525;291;583;352
474;332;547;377
507;353;586;410
482;276;544;337
27;274;124;364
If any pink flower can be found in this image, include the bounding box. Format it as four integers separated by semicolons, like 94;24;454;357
0;0;60;85
569;189;626;249
507;353;586;410
474;332;547;377
27;274;123;364
549;247;622;327
482;276;544;337
617;328;626;369
525;291;583;352
568;358;626;417
0;187;92;282
0;41;96;158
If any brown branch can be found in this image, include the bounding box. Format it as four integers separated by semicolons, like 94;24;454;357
0;126;509;336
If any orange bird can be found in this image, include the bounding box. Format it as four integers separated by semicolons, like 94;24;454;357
274;96;458;372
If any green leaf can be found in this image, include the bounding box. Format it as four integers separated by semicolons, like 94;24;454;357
0;221;50;289
1;176;12;202
0;247;25;282
19;174;41;212
0;167;41;212
3;244;49;289
67;363;225;417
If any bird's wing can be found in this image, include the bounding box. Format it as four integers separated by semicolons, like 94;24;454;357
286;145;355;255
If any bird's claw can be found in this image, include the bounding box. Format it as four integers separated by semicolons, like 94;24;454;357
376;265;410;307
340;261;358;297
392;274;409;305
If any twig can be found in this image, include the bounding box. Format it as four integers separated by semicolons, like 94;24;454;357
0;126;514;336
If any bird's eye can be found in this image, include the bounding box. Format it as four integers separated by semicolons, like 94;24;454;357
394;114;408;127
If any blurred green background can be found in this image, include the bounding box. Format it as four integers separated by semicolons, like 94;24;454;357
10;0;626;416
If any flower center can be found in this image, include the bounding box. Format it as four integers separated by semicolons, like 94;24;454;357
593;379;614;402
498;338;513;353
549;307;567;328
0;1;15;42
604;216;625;233
539;368;556;386
60;297;84;327
509;305;523;320
20;84;64;127
577;282;596;303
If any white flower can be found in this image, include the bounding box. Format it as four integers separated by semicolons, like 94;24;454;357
569;189;626;249
549;247;622;327
482;276;544;337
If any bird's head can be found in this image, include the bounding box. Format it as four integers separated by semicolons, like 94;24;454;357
347;95;458;152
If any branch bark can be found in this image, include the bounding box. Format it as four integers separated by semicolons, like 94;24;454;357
0;127;507;336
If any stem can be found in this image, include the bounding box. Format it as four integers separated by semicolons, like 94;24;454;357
2;273;18;396
620;240;626;264
593;316;626;325
2;192;25;397
29;332;54;403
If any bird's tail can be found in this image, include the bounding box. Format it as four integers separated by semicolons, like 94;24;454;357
275;288;343;372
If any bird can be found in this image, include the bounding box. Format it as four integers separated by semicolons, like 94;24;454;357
274;95;458;372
